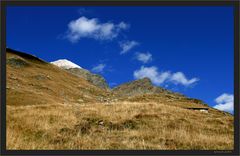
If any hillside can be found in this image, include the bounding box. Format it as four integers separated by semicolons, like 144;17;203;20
6;48;111;106
6;48;233;150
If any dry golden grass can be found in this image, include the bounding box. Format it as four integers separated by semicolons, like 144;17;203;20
7;101;233;150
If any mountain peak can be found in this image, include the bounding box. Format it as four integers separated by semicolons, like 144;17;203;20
51;59;82;69
112;77;157;97
135;77;152;84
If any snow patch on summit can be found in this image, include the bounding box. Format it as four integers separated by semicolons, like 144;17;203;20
51;59;82;69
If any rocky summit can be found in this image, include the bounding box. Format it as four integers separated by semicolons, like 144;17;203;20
112;77;184;98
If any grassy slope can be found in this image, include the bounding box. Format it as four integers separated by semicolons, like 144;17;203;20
6;50;234;150
6;51;109;106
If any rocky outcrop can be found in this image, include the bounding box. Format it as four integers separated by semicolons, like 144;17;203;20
66;68;109;90
112;77;185;99
113;78;165;96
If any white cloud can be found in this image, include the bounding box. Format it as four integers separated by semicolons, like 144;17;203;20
136;52;152;63
213;93;234;113
66;16;128;42
92;64;106;73
170;72;199;86
119;40;139;54
133;66;199;87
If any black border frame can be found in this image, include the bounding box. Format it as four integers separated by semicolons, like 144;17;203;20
0;0;239;155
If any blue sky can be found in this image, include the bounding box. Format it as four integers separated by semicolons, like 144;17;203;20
6;6;234;113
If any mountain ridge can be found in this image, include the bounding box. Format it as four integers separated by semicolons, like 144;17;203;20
6;48;209;105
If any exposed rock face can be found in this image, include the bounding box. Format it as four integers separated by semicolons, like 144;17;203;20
112;77;185;98
66;68;109;90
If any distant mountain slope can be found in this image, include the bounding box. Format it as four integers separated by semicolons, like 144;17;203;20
51;59;109;90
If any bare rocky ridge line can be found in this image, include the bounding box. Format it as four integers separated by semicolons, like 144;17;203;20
66;67;110;90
